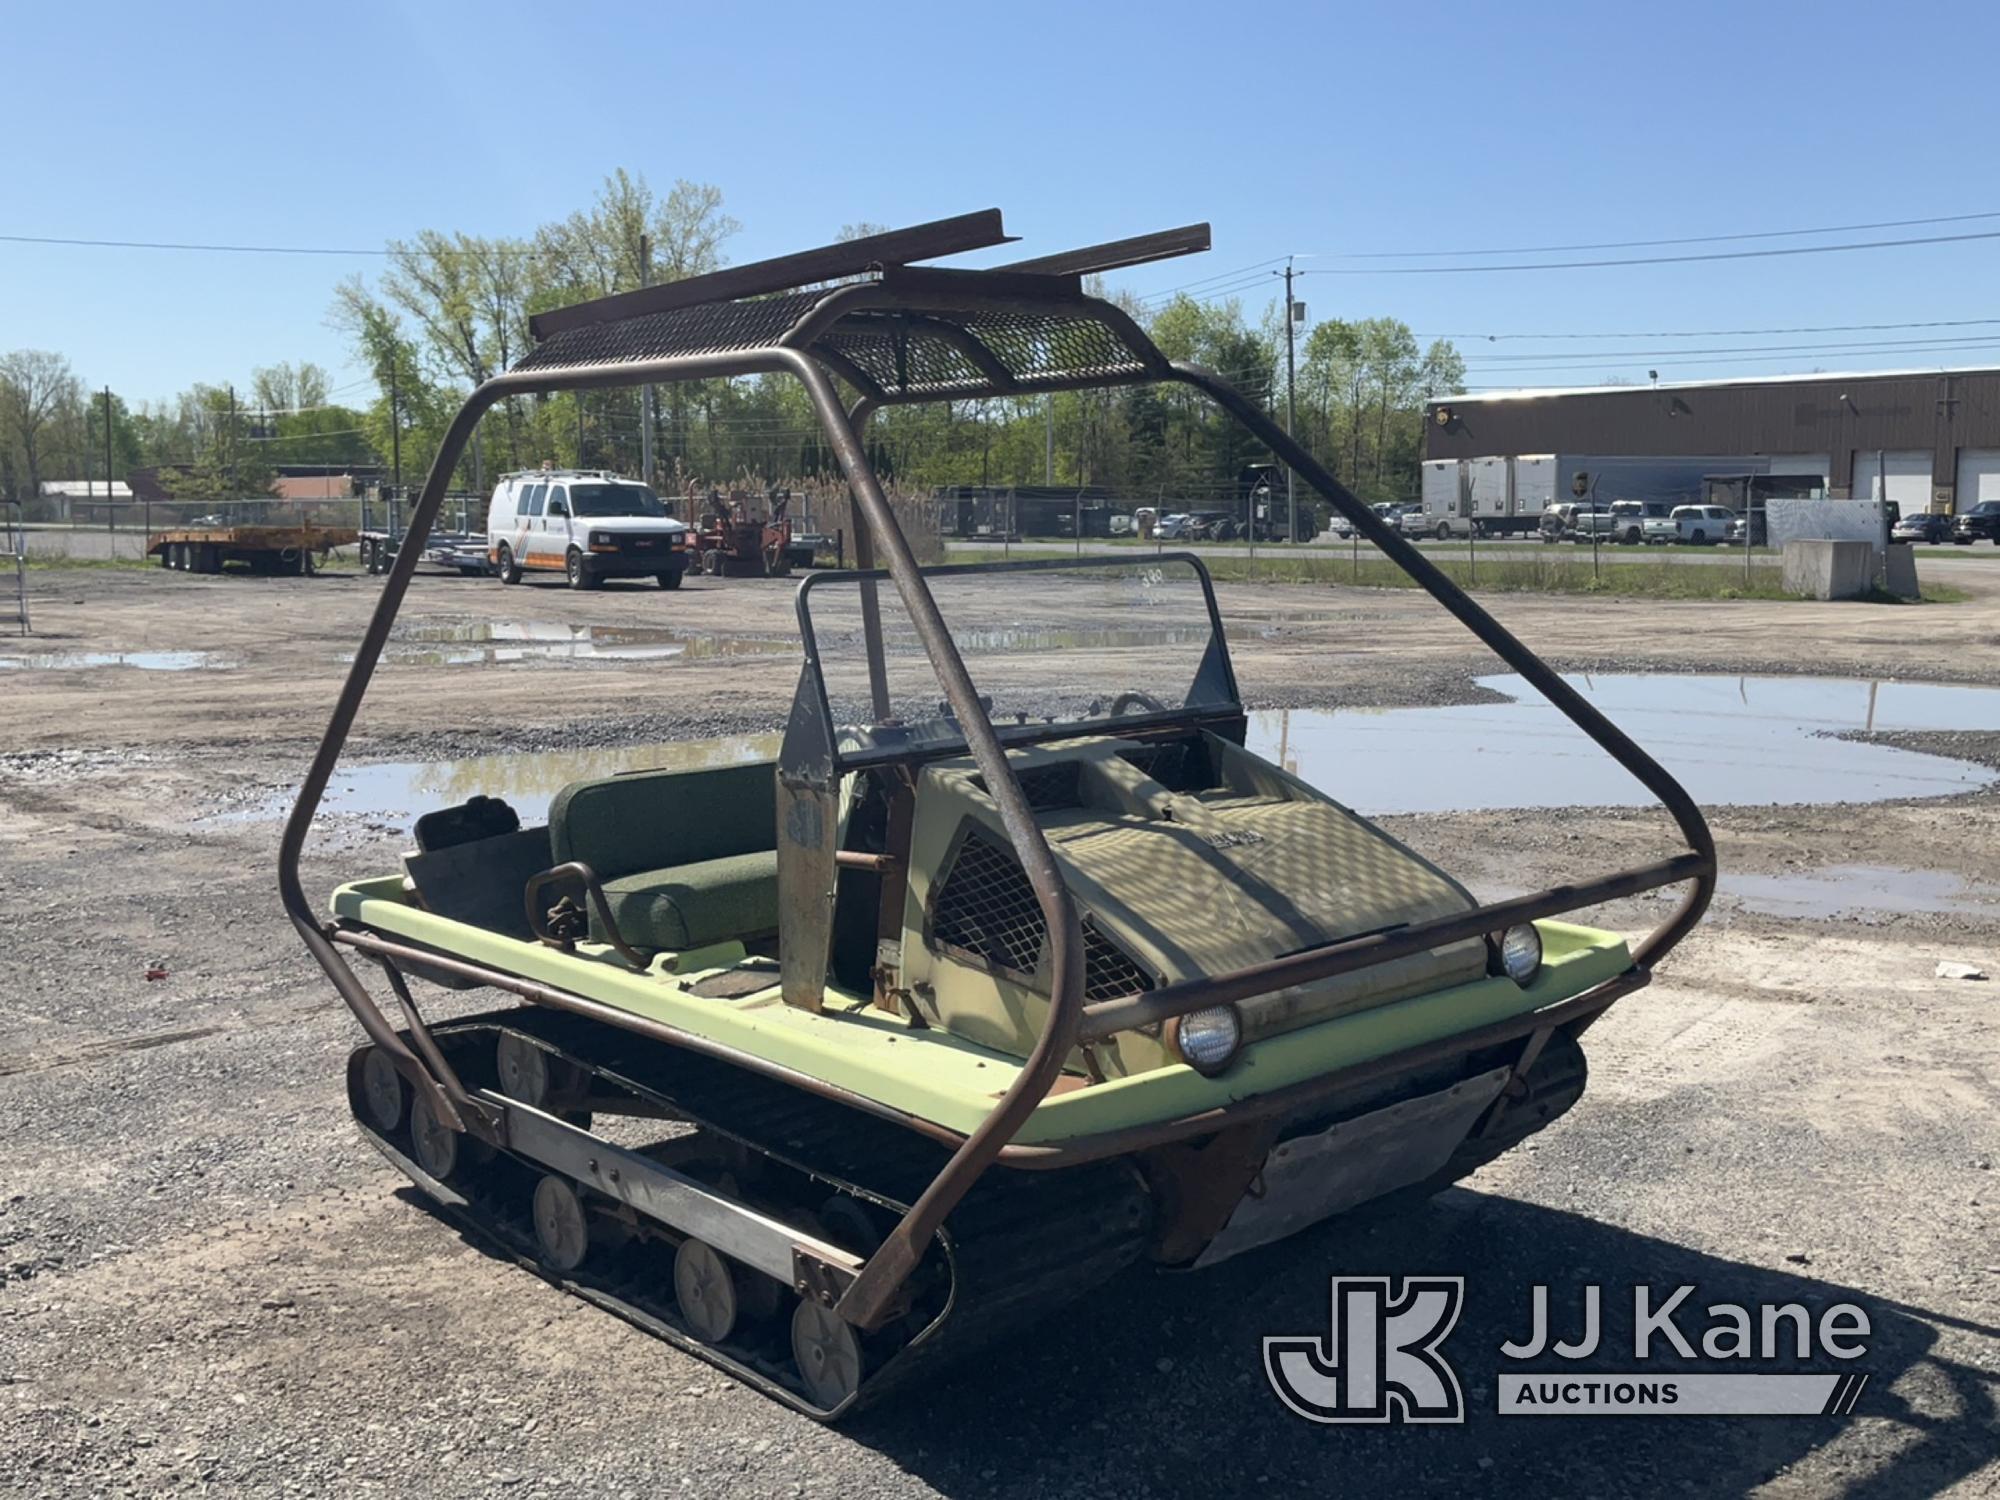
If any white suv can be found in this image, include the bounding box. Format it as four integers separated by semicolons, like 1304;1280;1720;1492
486;470;692;590
1670;504;1734;545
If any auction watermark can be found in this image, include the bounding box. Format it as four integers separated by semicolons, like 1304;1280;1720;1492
1266;1278;1871;1424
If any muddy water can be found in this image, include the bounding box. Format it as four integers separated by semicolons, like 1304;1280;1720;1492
1718;864;2000;920
255;673;2000;834
353;622;795;666
1248;674;2000;813
0;650;234;671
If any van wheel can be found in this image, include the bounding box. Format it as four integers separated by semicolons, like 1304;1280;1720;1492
565;548;598;590
496;543;522;585
1690;528;1705;544
656;568;683;590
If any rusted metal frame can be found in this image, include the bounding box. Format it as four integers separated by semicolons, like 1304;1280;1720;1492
370;955;488;1129
1474;1023;1556;1139
1168;361;1717;973
781;349;1086;1332
529;209;1014;339
278;348;797;1147
806;346;888;407
840;395;895;723
1079;852;1707;1043
524;860;649;970
999;223;1213;277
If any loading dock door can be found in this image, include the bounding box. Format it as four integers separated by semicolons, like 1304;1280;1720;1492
1956;450;2000;511
1850;451;1931;508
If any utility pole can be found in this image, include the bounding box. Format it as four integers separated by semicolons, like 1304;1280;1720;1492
639;233;656;488
1044;396;1055;484
388;358;402;493
1277;258;1301;542
102;387;114;536
577;394;586;468
226;384;238;507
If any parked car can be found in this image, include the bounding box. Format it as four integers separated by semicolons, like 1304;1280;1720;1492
1954;500;2000;544
1155;513;1193;540
1180;510;1239;541
1670;504;1736;545
1892;511;1951;544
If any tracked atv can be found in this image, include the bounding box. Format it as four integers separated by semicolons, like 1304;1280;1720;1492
279;212;1714;1419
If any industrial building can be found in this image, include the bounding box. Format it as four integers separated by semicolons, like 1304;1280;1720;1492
1424;366;2000;513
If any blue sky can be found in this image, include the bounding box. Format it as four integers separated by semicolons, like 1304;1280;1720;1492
10;0;2000;405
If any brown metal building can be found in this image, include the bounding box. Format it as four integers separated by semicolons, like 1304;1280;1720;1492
1425;367;2000;512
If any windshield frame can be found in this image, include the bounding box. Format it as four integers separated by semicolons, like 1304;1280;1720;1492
788;551;1242;773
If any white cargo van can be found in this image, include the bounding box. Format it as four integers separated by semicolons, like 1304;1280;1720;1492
485;470;692;589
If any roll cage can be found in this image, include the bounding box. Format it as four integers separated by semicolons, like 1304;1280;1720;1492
279;210;1714;1330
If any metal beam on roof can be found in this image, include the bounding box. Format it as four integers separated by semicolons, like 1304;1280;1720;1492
998;223;1211;277
529;210;1015;341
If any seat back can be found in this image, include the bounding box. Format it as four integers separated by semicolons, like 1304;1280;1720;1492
548;760;777;881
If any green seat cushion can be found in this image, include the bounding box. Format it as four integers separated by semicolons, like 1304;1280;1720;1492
549;761;776;882
596;850;780;951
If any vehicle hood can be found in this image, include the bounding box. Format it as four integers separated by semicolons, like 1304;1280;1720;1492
573;517;690;535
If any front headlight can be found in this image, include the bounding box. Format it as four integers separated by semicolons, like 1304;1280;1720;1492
1498;923;1543;985
590;530;613;547
1168;1004;1242;1075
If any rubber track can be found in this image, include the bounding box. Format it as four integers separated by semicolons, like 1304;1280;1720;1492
348;1005;1153;1421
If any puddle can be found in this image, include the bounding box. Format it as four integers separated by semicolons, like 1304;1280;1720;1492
1247;674;2000;813
253;672;2000;836
352;622;795;667
1719;864;2000;920
244;734;783;832
0;650;234;672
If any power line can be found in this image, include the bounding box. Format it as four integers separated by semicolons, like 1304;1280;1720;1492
1308;228;2000;276
1335;209;2000;259
1422;317;2000;341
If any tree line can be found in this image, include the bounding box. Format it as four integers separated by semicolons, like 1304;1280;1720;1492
0;171;1464;526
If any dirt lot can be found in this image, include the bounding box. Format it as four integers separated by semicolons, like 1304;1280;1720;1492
2;562;1997;1498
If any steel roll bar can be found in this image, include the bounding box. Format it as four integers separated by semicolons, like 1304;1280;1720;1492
279;288;1714;1340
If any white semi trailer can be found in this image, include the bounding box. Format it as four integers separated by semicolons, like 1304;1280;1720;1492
1418;454;1778;539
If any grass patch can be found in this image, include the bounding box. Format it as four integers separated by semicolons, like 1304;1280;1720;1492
953;546;1808;599
951;545;1971;603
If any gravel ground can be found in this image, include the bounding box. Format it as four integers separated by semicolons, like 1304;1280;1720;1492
1;565;1997;1498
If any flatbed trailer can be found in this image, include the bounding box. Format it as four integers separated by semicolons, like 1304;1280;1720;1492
359;529;492;577
150;525;357;576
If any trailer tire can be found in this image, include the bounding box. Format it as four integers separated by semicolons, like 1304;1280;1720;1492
1435;522;1451;541
702;549;724;577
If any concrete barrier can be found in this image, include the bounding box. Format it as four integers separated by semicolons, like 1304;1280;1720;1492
1781;539;1876;600
1882;544;1919;600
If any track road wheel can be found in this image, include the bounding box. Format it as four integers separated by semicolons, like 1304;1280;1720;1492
791;1299;865;1409
360;1049;408;1132
673;1238;739;1345
496;1032;550;1108
532;1176;591;1273
408;1086;459;1181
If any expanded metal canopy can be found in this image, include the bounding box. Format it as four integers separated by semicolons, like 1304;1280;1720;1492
512;211;1200;404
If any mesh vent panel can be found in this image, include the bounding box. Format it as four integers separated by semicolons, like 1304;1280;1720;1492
1082;920;1154;1003
931;828;1046;976
971;762;1083;811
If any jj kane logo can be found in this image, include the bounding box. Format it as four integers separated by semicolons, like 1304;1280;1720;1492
1267;1278;1874;1424
1264;1277;1467;1424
